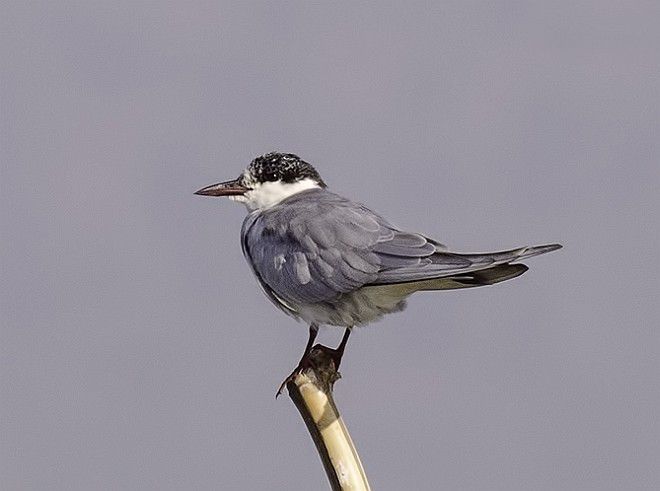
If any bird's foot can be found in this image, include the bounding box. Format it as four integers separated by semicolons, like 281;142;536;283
275;371;299;399
275;344;345;398
275;356;311;398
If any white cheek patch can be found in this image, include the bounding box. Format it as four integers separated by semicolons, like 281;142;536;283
243;178;320;211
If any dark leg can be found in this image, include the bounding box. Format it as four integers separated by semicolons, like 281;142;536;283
276;324;319;398
331;328;351;370
298;323;319;368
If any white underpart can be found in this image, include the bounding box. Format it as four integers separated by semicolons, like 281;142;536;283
237;177;321;212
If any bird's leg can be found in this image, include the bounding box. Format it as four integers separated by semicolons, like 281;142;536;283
276;324;319;398
330;328;351;370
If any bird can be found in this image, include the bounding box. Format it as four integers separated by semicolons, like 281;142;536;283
195;152;561;395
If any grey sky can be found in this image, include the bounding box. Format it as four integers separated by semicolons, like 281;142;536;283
2;2;659;490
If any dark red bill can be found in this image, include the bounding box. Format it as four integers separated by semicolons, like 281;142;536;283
194;179;248;197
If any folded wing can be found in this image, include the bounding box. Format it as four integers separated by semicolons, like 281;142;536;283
242;189;561;307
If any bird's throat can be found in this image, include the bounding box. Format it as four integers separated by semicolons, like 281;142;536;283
243;178;321;211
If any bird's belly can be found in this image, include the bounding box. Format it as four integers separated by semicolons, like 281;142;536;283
293;283;419;327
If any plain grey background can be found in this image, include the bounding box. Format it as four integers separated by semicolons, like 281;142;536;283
2;2;659;490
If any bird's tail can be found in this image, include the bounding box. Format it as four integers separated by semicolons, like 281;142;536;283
412;243;561;291
412;263;528;291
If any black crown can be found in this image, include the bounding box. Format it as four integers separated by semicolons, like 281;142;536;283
248;152;326;187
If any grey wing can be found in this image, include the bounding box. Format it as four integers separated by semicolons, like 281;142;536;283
242;198;383;307
372;237;562;285
242;188;561;307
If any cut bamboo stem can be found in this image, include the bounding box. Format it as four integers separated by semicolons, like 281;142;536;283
286;346;371;491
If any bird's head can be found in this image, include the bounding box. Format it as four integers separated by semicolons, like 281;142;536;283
195;152;326;212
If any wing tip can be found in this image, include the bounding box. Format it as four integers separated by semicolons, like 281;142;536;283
520;243;563;259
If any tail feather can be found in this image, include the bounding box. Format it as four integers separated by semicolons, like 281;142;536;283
416;263;529;291
373;243;562;286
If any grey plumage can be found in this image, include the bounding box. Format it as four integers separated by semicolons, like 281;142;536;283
241;187;561;327
196;152;561;390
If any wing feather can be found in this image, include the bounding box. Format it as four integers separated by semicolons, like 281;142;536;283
241;189;561;309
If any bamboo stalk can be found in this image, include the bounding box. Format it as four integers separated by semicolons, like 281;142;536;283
286;346;371;491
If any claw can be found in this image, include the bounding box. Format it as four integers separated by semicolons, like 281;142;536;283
275;327;352;399
275;368;300;398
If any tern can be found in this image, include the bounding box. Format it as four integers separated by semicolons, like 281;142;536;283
195;152;561;395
